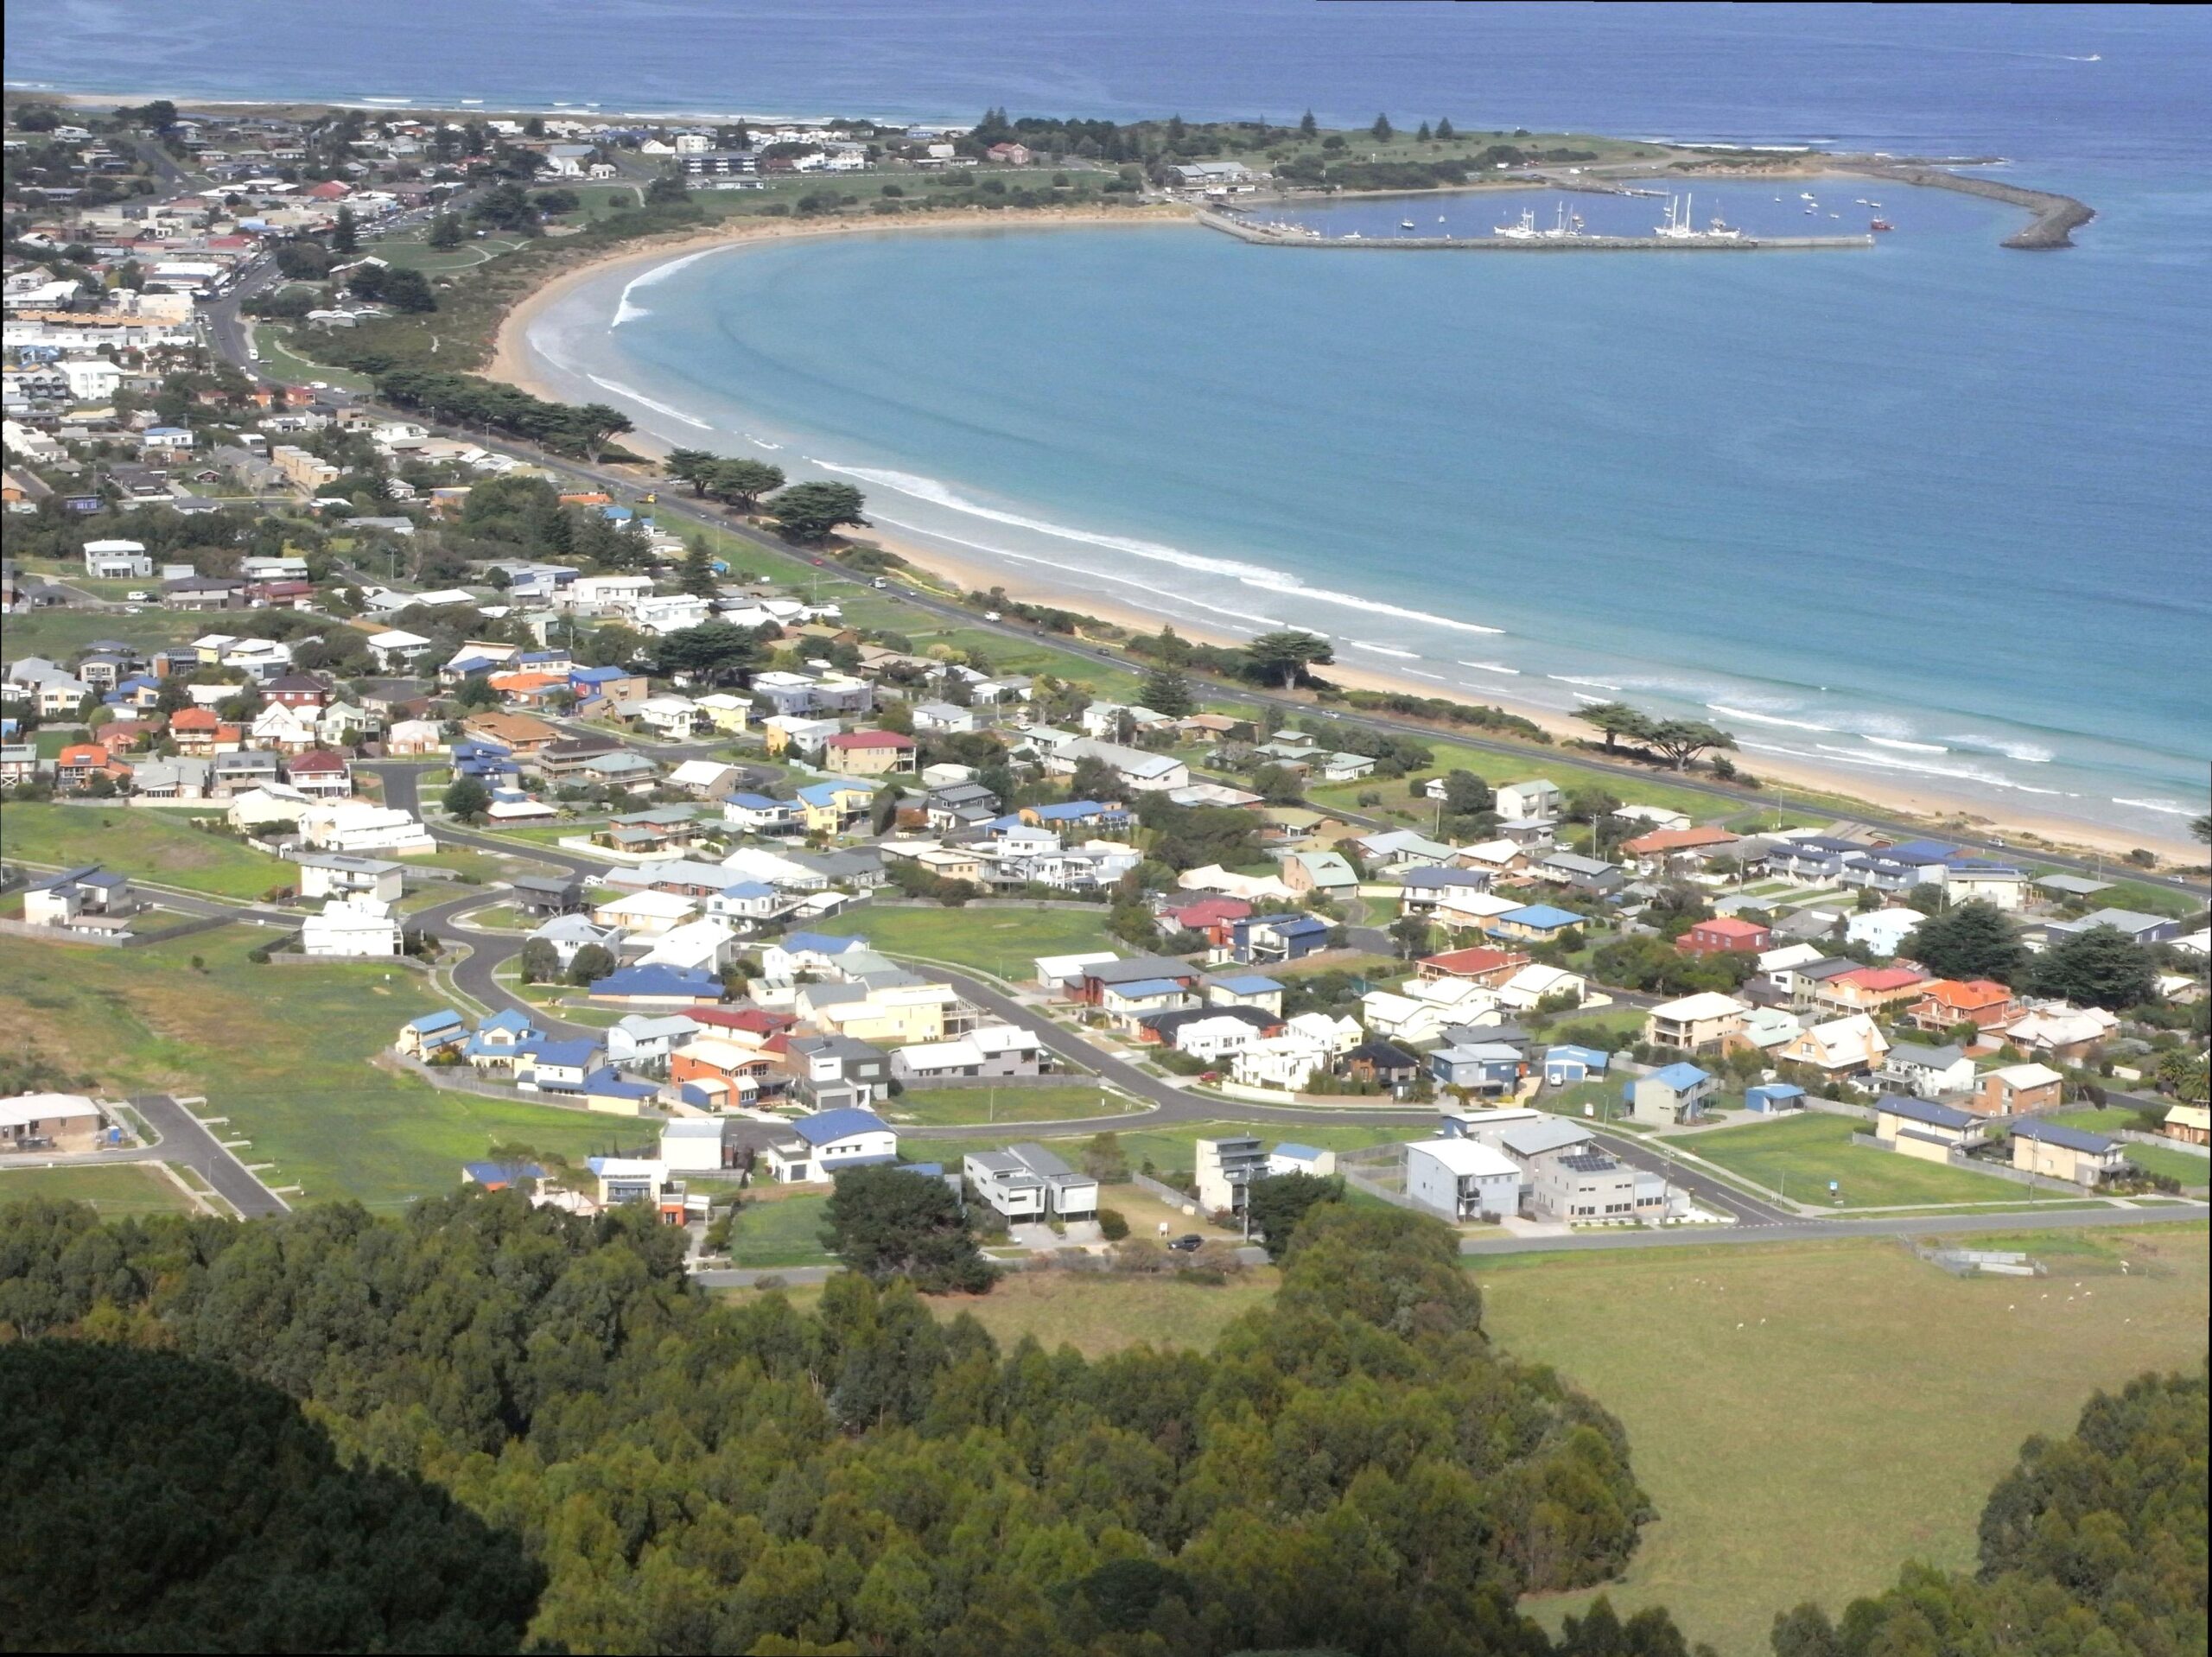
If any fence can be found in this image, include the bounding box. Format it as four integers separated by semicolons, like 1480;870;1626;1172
1333;1143;1429;1214
0;917;126;947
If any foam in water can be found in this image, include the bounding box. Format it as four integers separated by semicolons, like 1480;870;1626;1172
1350;641;1420;659
584;373;713;431
810;461;1510;637
1945;733;2056;763
1707;702;1836;733
612;248;718;327
2113;797;2196;817
1549;675;1624;692
1458;661;1520;676
1863;735;1950;753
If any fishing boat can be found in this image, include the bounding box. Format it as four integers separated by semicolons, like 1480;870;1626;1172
1492;207;1540;240
1870;218;1894;232
1799;191;1816;200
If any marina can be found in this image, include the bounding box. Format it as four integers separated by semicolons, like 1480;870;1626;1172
1199;206;1874;251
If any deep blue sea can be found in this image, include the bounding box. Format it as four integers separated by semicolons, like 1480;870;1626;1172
12;3;2208;841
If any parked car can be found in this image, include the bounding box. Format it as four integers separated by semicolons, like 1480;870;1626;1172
1167;1234;1205;1254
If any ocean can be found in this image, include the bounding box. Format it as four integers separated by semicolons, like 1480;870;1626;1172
12;3;2208;840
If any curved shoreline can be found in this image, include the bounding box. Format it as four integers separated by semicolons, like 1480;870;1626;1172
491;213;2195;862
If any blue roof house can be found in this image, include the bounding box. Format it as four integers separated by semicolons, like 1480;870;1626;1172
763;1107;899;1184
1230;912;1332;966
1543;1044;1611;1087
514;1037;606;1094
398;1008;469;1058
1745;1082;1808;1114
588;964;726;1006
1628;1062;1718;1127
1488;904;1588;943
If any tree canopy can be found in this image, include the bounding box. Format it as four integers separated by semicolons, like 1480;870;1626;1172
1902;899;2030;985
766;480;868;542
2028;924;2160;1010
0;1193;1669;1656
818;1162;993;1292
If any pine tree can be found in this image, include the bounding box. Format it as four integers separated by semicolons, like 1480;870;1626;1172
1299;111;1319;138
1436;117;1456;141
1416;122;1433;143
677;537;717;597
1371;113;1395;143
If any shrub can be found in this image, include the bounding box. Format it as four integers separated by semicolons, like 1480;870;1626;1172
1097;1208;1129;1241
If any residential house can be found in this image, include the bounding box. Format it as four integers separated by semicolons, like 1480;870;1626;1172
796;779;879;835
1774;1013;1890;1079
2009;1118;2129;1186
1226;912;1332;967
1344;1038;1422;1089
512;874;585;917
1999;1006;2119;1065
822;729;917;777
1621;824;1741;874
965;1142;1100;1222
1418;947;1531;987
1531;1147;1643;1224
1487;904;1586;945
1494;779;1561;822
1978;1063;2064;1117
0;1094;110;1155
1357;829;1458;871
1680;917;1771;958
1641;992;1750;1056
722;792;804;835
1230;1013;1361;1092
1396;866;1496;917
1908;978;2018;1035
22;867;137;930
396;1009;469;1059
888;1024;1047;1082
299;895;401;957
1878;1042;1978;1099
1628;1063;1718;1126
2045;907;2183;946
294;853;404;905
1846;906;1923;958
1428;1042;1526;1098
1041;736;1187;793
2159;1104;2209;1146
1205;973;1286;1016
1195;1134;1268;1215
1815;965;1932;1019
667;1035;777;1110
760;1108;899;1184
1405;1138;1521;1222
1872;1095;1988;1163
1534;849;1624;896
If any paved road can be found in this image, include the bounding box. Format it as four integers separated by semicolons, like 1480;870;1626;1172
130;1094;289;1218
1460;1198;2210;1255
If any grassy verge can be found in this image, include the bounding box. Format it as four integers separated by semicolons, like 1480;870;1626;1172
0;608;203;661
726;1190;835;1267
0;1162;199;1216
1484;1226;2210;1654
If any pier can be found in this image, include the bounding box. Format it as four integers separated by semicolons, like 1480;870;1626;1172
1197;209;1875;252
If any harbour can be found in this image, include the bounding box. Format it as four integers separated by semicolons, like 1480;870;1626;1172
1198;206;1875;251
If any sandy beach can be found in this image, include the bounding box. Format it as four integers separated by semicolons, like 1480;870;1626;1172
490;208;2198;864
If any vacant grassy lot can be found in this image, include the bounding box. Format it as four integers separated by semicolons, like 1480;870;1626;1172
914;1117;1418;1178
1484;1226;2209;1655
0;928;645;1211
0;607;202;661
931;1267;1281;1357
1687;1111;2025;1208
810;904;1116;980
0;803;293;899
0;1162;198;1217
726;1190;835;1268
891;1085;1123;1127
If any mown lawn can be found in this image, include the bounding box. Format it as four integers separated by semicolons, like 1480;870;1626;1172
0;1162;198;1217
1485;1227;2210;1655
913;1118;1417;1177
929;1267;1281;1357
0;927;647;1211
0;803;293;899
891;1085;1122;1127
1687;1111;2025;1208
0;607;203;661
810;904;1116;980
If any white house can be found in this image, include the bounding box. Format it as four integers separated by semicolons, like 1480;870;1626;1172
1494;780;1561;822
83;538;153;579
299;894;401;957
300;801;437;854
1405;1138;1521;1222
1846;906;1923;958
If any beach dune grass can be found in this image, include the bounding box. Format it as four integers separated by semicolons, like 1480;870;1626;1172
1484;1228;2209;1654
1684;1111;2029;1208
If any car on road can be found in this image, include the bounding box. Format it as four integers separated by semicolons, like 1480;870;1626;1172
984;609;1002;621
1166;1234;1205;1253
125;589;151;601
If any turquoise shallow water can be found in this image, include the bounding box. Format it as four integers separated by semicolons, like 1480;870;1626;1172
529;164;2209;842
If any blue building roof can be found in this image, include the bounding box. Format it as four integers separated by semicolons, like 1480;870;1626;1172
1273;1143;1325;1162
717;880;778;900
1546;1044;1611;1070
899;1161;945;1178
462;1160;545;1184
448;654;499;675
793;1107;891;1145
478;1008;537;1036
590;964;724;1000
405;1009;466;1035
1648;1063;1713;1092
1878;1095;1979;1132
1499;904;1586;930
582;1067;659;1100
782;931;865;955
1030;800;1125;822
797;779;867;808
1748;1082;1807;1101
2011;1117;2119;1154
572;665;627;684
723;791;786;810
1211;975;1284;995
519;1037;603;1069
1109;978;1187;999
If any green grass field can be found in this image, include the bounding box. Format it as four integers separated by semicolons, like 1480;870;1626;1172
0;803;294;899
891;1085;1124;1127
0;927;650;1211
1686;1111;2026;1208
0;1162;199;1217
912;1117;1417;1175
252;325;375;391
1484;1227;2210;1654
726;1190;836;1267
926;1267;1281;1357
0;607;202;661
810;904;1116;980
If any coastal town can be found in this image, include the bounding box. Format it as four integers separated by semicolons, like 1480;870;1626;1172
2;71;2208;1657
3;89;2207;1240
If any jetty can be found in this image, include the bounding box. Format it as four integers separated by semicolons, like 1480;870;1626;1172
1197;208;1873;253
1834;164;2093;250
